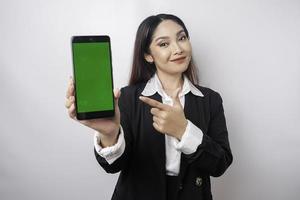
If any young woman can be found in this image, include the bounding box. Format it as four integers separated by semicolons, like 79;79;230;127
65;14;232;200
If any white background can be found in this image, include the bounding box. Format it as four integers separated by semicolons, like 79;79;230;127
1;0;300;199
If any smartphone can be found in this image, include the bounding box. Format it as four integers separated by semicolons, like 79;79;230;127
71;35;114;120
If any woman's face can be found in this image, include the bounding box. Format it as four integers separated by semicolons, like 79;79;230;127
145;20;192;76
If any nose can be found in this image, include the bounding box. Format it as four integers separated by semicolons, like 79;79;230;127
172;42;183;55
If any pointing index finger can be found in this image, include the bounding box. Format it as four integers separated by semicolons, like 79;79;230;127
139;96;168;110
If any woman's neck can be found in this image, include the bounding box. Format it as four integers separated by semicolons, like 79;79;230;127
156;71;183;97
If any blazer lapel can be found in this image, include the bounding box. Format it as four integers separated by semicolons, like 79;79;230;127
142;92;166;174
152;93;166;168
179;92;204;181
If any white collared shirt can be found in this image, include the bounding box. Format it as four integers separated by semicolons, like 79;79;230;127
94;74;204;176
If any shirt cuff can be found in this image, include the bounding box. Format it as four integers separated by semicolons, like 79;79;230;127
175;120;203;155
94;126;126;164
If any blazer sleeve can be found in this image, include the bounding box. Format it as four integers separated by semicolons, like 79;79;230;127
183;90;233;177
94;87;133;174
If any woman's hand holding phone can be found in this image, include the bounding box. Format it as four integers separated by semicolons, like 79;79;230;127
65;77;121;147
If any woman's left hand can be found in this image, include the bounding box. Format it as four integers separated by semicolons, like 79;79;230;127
139;90;188;140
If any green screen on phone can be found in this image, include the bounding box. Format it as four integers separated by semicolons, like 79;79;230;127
72;42;113;113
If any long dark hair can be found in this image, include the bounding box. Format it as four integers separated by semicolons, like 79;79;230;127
129;13;199;86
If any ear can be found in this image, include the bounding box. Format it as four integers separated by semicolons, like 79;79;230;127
144;53;154;63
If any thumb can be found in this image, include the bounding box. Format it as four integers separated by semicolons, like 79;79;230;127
112;88;121;125
113;88;121;106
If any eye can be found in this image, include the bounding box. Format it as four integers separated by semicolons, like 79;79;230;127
159;42;169;47
179;35;187;41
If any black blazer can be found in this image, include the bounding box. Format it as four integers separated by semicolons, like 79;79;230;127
94;82;233;200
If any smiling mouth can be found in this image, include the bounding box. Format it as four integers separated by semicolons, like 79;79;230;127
170;57;186;62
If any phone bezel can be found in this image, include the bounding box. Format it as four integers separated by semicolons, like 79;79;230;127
71;35;115;120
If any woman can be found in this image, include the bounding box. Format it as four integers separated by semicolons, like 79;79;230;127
65;14;232;200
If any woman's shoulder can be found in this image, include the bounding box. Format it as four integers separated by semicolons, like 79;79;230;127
194;84;221;96
194;84;224;104
120;82;147;97
118;83;147;111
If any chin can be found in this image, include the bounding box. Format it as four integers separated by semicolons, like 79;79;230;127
170;67;188;75
178;63;189;73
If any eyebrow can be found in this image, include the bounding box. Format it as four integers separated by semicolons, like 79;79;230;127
154;30;186;42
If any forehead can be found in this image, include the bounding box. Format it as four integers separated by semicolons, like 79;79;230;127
152;20;184;39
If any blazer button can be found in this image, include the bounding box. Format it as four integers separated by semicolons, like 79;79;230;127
179;183;183;190
195;177;202;187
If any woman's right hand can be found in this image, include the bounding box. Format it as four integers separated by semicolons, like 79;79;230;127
65;77;121;147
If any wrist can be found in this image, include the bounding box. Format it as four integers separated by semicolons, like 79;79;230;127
98;128;120;147
176;119;188;140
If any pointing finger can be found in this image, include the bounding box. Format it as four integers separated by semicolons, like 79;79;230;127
139;96;169;110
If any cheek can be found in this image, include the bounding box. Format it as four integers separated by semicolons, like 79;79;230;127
153;50;170;63
184;42;192;55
